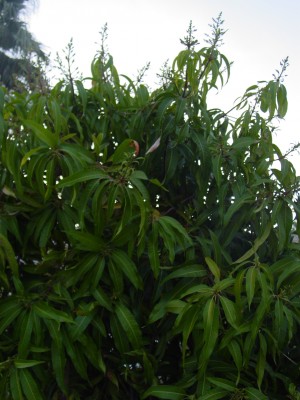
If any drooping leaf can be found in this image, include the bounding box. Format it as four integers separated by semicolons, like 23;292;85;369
205;257;221;282
111;249;143;289
23;120;58;148
19;369;43;400
32;301;73;323
246;267;257;309
10;368;24;400
199;389;230;400
219;296;237;327
142;385;185;400
162;264;207;283
233;222;272;264
57;169;108;188
244;387;268;400
115;302;142;349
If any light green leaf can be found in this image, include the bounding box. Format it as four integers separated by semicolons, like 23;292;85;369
213;277;235;292
130;170;148;180
277;84;288;118
178;283;214;299
149;178;168;191
219;296;237;327
111;139;136;164
20;146;46;168
165;300;187;314
14;360;45;368
205;257;220;282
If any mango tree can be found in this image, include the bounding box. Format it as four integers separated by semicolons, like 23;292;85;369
0;16;299;400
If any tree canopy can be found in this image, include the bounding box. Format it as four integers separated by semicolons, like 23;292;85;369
0;0;46;89
0;16;299;400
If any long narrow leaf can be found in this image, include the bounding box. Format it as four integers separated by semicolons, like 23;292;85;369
115;302;142;349
19;369;43;400
142;385;185;400
57;169;108;188
32;302;73;323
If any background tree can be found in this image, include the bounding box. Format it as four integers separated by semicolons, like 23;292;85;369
0;16;299;400
0;0;47;89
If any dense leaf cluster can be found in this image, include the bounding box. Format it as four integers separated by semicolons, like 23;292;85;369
0;19;299;399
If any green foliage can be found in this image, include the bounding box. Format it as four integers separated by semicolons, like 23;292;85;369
0;16;299;399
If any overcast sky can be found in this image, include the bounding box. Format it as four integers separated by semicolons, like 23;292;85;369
28;0;300;170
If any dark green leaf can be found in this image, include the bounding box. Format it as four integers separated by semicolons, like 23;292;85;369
32;302;73;323
111;249;143;289
142;385;185;400
115;302;142;349
10;368;24;400
162;264;206;283
24;120;58;148
19;369;43;400
199;389;229;400
57;169;108;188
244;387;268;400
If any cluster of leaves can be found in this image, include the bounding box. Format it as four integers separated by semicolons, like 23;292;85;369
0;17;300;399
